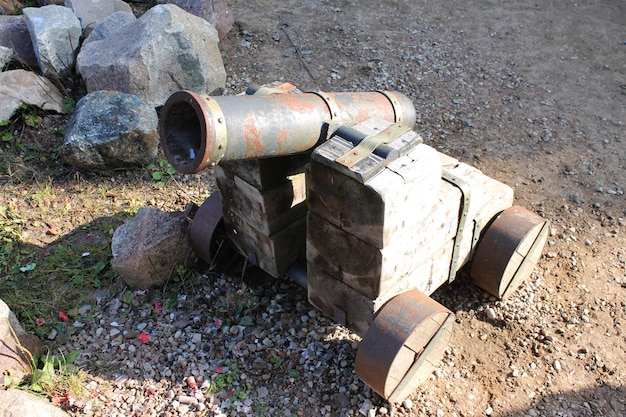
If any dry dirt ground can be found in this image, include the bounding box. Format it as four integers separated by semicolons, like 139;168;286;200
218;0;625;415
2;0;624;416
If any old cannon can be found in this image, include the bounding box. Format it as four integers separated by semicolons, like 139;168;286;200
160;83;549;403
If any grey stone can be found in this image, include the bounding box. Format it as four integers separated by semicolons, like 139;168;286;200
0;299;42;375
23;5;81;78
0;44;12;69
82;10;136;46
61;90;159;171
0;69;65;121
0;390;70;417
64;0;132;35
76;4;226;106
166;0;234;40
0;15;38;68
111;207;193;289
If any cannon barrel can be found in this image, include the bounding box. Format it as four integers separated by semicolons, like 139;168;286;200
159;89;416;173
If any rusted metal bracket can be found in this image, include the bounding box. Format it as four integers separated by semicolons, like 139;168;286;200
310;90;346;122
309;90;350;139
441;169;472;284
335;122;412;168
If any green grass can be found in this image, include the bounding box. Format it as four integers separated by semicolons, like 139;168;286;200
0;105;44;160
3;347;87;403
0;239;114;338
0;94;215;406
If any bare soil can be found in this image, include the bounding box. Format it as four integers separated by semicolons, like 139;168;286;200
2;0;624;416
220;0;626;415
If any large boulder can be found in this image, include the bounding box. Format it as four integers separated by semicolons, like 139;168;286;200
0;15;38;68
61;90;159;171
0;69;65;121
64;0;133;34
22;5;81;78
165;0;234;40
76;4;226;107
0;299;42;376
82;10;136;46
112;207;194;289
0;390;70;417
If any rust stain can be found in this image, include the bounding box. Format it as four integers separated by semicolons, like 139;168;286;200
275;128;290;154
279;94;322;115
242;114;264;158
355;94;393;122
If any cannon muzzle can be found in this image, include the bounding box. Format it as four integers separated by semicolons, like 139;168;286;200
159;88;416;173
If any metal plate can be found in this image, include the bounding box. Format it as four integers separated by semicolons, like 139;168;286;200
470;205;550;299
355;290;454;403
189;191;223;265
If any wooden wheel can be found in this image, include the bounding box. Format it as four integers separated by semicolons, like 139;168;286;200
471;205;550;299
355;290;455;403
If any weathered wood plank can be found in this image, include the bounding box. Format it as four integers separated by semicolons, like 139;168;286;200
307;151;514;299
215;165;307;235
307;142;442;249
438;154;514;267
307;240;456;337
224;210;306;277
219;153;310;189
306;183;461;298
307;263;376;336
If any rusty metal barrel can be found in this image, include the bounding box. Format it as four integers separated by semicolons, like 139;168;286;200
159;89;416;173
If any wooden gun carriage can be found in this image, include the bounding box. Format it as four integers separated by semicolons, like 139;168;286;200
160;83;549;402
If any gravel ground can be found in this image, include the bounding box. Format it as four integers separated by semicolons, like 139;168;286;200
49;1;625;416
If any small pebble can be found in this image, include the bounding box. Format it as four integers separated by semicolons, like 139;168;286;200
177;395;196;405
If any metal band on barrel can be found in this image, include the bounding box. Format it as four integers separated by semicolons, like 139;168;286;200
310;91;346;122
378;90;404;123
203;95;228;164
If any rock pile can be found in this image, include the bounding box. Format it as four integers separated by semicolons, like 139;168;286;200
76;4;225;107
1;0;230;171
